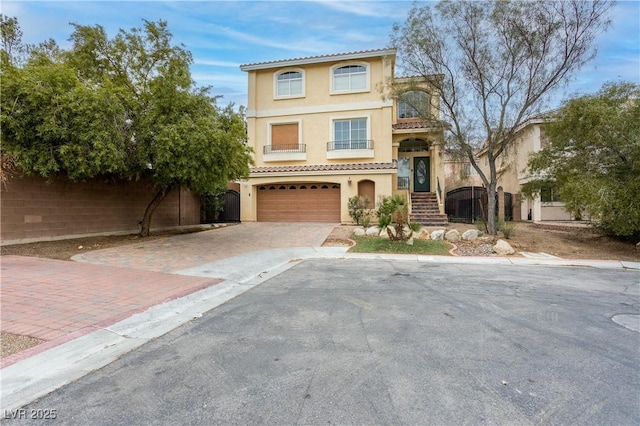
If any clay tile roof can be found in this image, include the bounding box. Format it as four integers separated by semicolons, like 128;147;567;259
250;161;397;174
240;48;396;71
392;121;429;130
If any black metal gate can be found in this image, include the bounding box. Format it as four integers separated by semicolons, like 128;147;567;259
446;186;484;223
504;192;513;221
445;186;512;223
221;190;240;222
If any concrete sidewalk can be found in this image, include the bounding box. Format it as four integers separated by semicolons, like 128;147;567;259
1;221;638;412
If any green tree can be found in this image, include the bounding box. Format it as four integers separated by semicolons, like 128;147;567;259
1;18;252;236
391;0;613;235
523;82;640;240
0;14;23;64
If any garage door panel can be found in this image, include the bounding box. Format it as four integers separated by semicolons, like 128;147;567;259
257;183;340;222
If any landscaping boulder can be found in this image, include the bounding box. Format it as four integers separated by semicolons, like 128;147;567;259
431;230;445;240
366;226;381;236
416;229;431;240
493;239;515;255
445;229;461;243
462;229;481;241
406;237;414;245
353;228;366;237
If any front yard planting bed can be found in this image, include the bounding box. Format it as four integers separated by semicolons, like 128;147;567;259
349;236;452;256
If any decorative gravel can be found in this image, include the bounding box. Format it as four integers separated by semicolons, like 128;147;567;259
1;332;44;358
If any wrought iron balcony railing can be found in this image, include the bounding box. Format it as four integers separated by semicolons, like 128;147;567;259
263;144;306;154
326;140;373;151
397;177;410;189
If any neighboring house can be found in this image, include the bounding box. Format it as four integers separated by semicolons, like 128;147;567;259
444;116;577;223
239;49;447;225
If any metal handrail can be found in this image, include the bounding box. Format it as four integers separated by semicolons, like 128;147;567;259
326;140;373;151
397;177;409;189
263;144;306;154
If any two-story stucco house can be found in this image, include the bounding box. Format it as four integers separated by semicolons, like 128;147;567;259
239;49;447;225
495;117;578;222
444;116;579;223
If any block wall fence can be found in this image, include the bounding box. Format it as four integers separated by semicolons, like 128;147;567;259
1;175;201;244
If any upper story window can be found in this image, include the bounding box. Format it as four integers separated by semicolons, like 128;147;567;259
464;163;479;176
332;118;368;149
275;70;303;98
332;64;368;93
398;90;430;119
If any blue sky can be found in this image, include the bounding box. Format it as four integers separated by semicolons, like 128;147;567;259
2;0;639;109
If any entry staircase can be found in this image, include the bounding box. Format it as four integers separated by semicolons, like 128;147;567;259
409;192;448;226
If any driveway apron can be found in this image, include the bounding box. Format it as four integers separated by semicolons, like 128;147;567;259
72;222;338;273
1;223;338;367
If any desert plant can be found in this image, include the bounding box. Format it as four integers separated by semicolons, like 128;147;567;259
376;195;419;242
408;222;422;233
498;219;516;239
348;195;372;226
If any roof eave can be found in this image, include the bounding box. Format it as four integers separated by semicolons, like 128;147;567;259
240;48;396;71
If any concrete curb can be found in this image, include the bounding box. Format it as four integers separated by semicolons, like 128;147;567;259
1;248;637;412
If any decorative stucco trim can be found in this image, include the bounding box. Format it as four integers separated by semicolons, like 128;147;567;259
246;100;392;118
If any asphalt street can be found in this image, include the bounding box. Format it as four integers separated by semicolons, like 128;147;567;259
5;260;639;425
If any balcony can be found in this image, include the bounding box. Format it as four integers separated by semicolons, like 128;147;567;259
326;139;374;160
263;144;306;162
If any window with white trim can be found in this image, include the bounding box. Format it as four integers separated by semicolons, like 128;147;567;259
275;70;303;97
332;64;367;92
333;118;367;149
398;91;430;119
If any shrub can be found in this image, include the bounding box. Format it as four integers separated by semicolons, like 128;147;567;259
348;195;372;226
376;195;419;241
498;219;516;239
200;183;228;223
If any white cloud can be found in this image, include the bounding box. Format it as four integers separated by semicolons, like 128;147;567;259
310;0;407;19
194;59;240;68
204;23;334;54
191;72;246;86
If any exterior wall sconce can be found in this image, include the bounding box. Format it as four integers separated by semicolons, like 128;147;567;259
348;177;352;185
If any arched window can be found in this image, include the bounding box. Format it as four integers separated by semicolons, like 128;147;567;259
275;70;303;97
332;64;368;92
398;91;430;119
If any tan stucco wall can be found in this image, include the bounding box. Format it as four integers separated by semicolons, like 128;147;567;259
246;55;395;169
240;172;393;223
250;107;394;166
472;121;575;222
241;52;445;221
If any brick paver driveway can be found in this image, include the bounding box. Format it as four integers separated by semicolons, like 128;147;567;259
72;222;338;272
1;223;337;366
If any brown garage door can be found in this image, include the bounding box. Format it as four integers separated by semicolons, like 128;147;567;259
257;183;340;222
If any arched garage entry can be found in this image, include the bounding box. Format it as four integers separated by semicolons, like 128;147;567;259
257;183;341;222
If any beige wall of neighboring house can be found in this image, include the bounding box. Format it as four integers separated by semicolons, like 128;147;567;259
444;157;484;190
239;49;445;224
445;118;575;222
